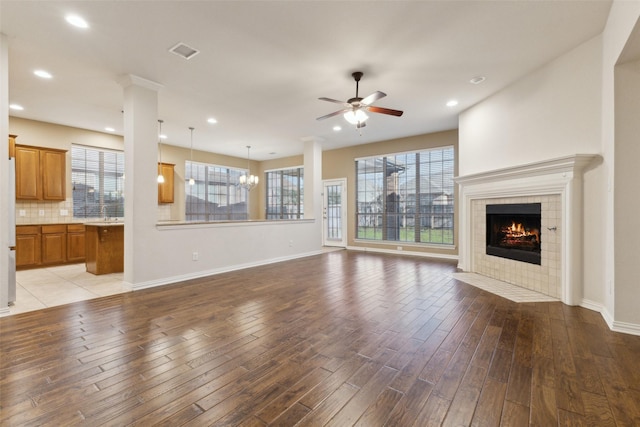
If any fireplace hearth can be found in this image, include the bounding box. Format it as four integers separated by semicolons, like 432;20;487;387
486;203;541;265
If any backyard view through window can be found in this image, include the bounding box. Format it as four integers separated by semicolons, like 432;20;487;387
356;146;454;244
185;161;248;221
72;145;124;219
265;167;303;219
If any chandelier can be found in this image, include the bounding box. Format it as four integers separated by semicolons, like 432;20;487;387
238;145;259;190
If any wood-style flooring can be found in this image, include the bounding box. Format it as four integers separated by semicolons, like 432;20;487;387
1;250;639;426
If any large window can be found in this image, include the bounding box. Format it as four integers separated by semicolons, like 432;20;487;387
72;145;124;219
356;146;454;245
265;167;303;219
185;161;248;221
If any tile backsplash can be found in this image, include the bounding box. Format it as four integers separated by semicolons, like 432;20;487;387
15;199;84;224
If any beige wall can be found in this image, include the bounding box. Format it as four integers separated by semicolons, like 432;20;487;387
323;129;459;255
10;116;459;257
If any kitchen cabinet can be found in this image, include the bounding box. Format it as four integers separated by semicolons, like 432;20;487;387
85;224;124;275
41;225;67;265
158;162;175;204
9;134;16;158
66;224;86;262
16;226;41;268
15;144;67;201
15;224;86;269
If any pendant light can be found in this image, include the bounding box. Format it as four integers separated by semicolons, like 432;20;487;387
157;119;165;184
238;145;258;190
188;127;195;186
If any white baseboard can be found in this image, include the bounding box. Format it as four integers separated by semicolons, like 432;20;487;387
581;298;640;337
346;245;458;261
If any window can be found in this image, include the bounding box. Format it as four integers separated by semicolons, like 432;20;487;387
265;167;303;219
72;145;124;219
356;146;454;245
185;161;248;221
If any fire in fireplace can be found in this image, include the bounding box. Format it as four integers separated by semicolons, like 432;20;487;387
486;203;541;265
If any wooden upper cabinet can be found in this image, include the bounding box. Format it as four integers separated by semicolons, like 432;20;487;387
41;149;66;200
9;134;16;158
15;145;41;200
158;162;175;204
15;144;67;201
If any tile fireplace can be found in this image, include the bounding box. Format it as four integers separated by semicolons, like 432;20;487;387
455;155;599;305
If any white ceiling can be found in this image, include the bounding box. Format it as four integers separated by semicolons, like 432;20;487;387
2;1;612;160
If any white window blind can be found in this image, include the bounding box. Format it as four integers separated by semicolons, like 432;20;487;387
185;161;248;221
72;145;125;219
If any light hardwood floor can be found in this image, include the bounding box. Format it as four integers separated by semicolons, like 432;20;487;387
1;251;639;426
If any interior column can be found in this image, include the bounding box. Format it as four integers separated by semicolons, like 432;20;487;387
119;75;163;286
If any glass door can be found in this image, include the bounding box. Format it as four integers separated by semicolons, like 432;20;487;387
323;179;347;247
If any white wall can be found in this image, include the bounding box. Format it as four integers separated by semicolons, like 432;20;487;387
459;0;640;334
459;35;606;313
459;35;603;176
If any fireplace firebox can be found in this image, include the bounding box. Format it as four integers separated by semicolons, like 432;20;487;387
486;203;541;265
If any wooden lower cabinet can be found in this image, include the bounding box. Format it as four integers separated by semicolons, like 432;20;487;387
85;224;124;275
41;225;67;265
67;224;86;262
16;226;41;268
16;224;86;269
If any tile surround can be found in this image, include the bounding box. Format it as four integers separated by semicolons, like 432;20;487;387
471;195;562;298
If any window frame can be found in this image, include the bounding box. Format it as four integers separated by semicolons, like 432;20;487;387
71;144;125;219
355;146;454;246
265;166;304;220
184;160;249;222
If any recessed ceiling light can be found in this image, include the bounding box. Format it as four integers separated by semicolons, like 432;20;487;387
470;76;486;85
446;100;459;107
207;118;217;124
65;14;89;29
34;70;53;79
333;125;342;131
9;104;24;111
159;134;168;140
105;127;115;132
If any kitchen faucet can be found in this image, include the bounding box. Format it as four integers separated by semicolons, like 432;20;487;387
101;205;108;221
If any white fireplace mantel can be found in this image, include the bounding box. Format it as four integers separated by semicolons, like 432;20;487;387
455;154;601;306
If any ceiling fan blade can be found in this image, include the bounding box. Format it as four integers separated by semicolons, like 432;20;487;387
319;97;349;106
316;109;348;121
360;91;387;106
366;106;404;117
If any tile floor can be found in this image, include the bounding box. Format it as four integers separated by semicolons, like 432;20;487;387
451;272;560;303
9;263;130;316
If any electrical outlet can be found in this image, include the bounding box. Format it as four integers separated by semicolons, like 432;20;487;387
397;246;403;251
192;252;199;261
19;210;26;217
60;209;69;216
39;210;45;216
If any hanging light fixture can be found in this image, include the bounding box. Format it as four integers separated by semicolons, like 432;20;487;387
238;145;259;190
157;119;165;184
343;109;368;126
188;127;195;186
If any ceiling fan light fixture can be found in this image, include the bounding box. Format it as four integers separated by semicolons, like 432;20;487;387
344;109;368;125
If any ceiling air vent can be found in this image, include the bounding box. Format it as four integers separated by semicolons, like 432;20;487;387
169;42;200;60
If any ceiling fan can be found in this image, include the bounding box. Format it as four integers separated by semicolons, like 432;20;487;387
317;71;404;129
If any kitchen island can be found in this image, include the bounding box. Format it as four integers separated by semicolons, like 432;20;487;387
85;222;124;275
